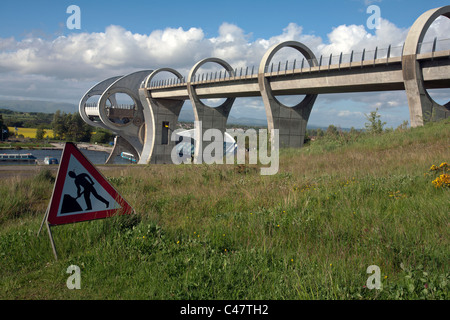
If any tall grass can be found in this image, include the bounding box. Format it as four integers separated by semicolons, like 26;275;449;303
0;119;448;300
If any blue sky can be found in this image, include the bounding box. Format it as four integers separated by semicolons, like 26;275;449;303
0;0;449;128
1;0;447;40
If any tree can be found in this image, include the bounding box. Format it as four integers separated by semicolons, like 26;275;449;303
91;128;113;144
52;110;67;139
51;110;92;142
0;115;11;141
316;128;325;137
65;113;91;142
326;125;338;136
35;125;47;140
364;108;386;134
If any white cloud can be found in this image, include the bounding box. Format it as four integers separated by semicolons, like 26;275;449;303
337;110;364;117
364;0;382;6
0;21;325;82
0;25;209;80
387;100;400;108
1;16;446;82
317;18;409;57
422;16;450;42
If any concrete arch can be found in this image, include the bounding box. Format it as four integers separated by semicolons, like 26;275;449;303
258;41;319;148
79;76;122;130
138;68;185;164
144;67;184;89
98;70;153;163
187;58;236;163
402;5;450;127
187;57;236;111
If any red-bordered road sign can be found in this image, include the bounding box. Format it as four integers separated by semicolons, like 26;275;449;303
47;142;134;226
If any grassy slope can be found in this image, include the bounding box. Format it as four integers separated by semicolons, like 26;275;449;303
0;119;448;300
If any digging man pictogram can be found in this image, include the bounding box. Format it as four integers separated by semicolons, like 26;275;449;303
67;170;109;211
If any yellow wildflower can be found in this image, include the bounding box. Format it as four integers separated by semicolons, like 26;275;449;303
432;173;450;188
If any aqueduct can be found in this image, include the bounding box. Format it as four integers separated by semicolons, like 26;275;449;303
80;6;450;165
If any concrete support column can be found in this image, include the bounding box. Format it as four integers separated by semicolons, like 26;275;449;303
138;68;185;164
258;41;319;148
187;58;236;163
402;6;450;127
97;70;153;163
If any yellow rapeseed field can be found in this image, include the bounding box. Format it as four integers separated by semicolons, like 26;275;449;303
7;127;55;139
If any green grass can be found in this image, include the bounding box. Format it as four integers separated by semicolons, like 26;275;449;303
0;119;449;300
0;141;55;149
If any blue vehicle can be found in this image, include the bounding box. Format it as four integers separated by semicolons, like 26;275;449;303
121;152;137;163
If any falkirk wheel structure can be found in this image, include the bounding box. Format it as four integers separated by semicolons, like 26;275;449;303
80;6;450;165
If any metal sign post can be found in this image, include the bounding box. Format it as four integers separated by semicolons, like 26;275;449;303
38;203;59;261
45;221;59;261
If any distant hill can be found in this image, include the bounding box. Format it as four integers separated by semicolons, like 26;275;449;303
178;109;332;129
179;108;268;127
0;99;336;130
0;100;78;114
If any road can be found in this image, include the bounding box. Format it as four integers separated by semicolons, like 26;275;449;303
50;142;113;152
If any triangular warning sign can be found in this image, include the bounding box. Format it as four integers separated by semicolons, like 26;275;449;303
47;142;134;226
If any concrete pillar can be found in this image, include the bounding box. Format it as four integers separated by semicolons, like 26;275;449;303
97;70;153;163
138;68;185;164
258;41;319;148
187;58;236;163
402;6;450;127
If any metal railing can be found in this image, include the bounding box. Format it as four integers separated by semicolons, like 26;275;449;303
146;37;450;89
84;103;136;110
